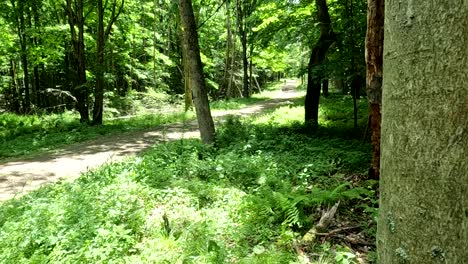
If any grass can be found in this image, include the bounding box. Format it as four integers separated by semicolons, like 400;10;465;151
0;111;194;160
0;82;289;160
0;94;377;263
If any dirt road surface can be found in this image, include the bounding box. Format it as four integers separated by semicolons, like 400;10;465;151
0;80;302;201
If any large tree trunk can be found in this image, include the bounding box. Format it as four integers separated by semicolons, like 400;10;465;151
365;0;384;179
178;0;216;144
378;1;468;263
304;0;334;128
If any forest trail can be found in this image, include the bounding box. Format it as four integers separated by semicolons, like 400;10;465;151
0;80;303;201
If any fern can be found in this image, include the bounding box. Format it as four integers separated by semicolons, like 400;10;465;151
255;183;370;230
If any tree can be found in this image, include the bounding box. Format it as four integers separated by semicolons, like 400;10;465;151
178;0;216;144
378;1;468;263
236;0;256;98
65;0;90;123
365;0;383;179
92;0;124;125
304;0;335;128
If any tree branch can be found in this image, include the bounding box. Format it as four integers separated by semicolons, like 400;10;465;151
104;0;124;42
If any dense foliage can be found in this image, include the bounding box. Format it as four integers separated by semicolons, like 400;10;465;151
0;0;367;122
0;93;376;263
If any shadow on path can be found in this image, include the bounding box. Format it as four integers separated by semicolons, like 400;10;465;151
0;80;303;201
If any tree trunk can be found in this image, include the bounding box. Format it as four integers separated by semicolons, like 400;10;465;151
304;0;334;128
219;0;233;99
365;0;384;179
378;1;468;263
249;43;254;93
182;43;192;111
66;0;89;123
351;75;360;129
18;1;30;113
178;11;193;111
227;29;237;98
92;0;106;125
179;0;216;144
9;60;21;113
322;79;329;97
236;0;249;98
92;0;123;125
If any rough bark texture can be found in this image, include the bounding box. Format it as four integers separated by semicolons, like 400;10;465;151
304;0;334;128
378;1;468;263
179;0;216;144
365;0;384;179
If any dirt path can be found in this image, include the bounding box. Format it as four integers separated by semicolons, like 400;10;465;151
0;80;303;201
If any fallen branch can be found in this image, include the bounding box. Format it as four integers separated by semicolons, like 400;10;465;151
314;225;361;236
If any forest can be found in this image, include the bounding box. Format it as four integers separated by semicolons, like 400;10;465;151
0;0;466;263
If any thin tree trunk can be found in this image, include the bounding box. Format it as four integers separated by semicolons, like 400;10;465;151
254;73;261;93
9;60;21;113
236;0;249;98
227;22;237;98
352;78;358;129
365;0;384;179
93;0;106;125
92;0;124;125
66;0;89;122
304;0;334;129
219;0;233;99
249;43;253;93
179;0;215;144
322;79;329;97
18;1;30;113
378;1;468;262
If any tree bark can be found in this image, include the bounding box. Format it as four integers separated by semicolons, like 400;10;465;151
236;0;249;98
218;0;233;99
378;1;468;263
92;0;124;125
93;0;106;125
178;0;216;144
9;60;21;113
17;1;30;113
178;9;193;111
304;0;334;128
321;79;329;97
365;0;384;179
66;0;89;123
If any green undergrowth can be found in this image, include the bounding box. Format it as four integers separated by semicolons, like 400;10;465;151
0;81;287;160
0;111;193;160
0;97;376;263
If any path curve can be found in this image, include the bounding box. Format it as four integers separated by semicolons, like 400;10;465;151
0;80;302;201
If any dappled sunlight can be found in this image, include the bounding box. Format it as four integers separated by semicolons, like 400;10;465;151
0;81;303;202
0;102;374;262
